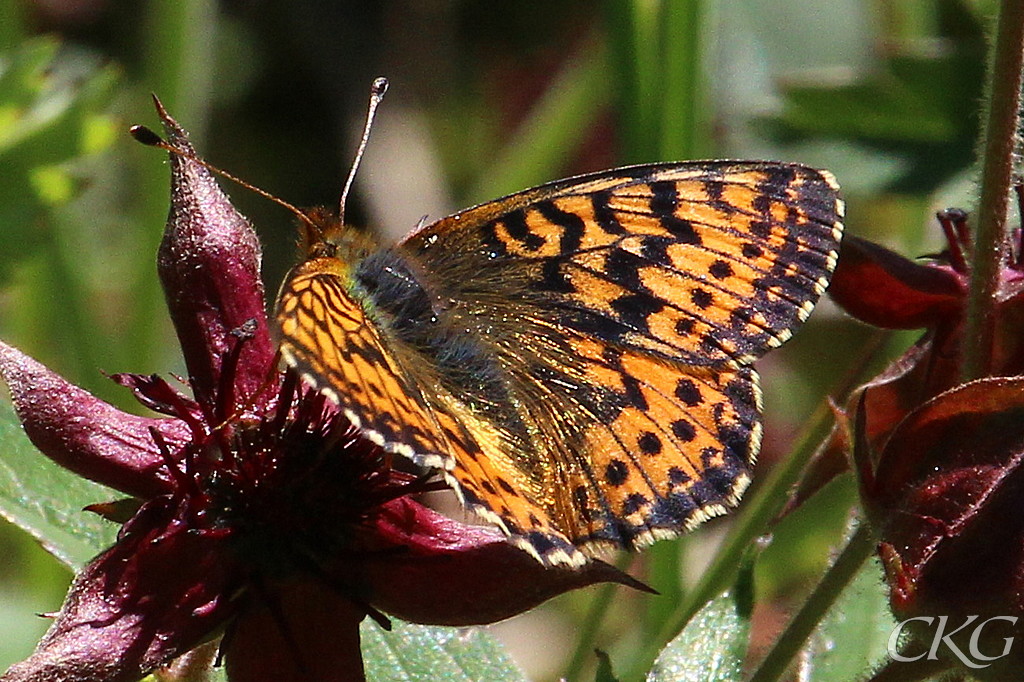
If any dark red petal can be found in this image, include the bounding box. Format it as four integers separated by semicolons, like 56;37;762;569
0;498;241;682
364;498;651;626
151;100;275;412
0;341;183;498
108;372;201;421
224;579;366;682
867;376;1024;618
829;235;965;329
782;400;853;517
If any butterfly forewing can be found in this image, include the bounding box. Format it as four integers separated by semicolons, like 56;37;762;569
277;161;844;566
406;162;843;366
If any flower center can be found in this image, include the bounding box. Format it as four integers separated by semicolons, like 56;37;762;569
143;326;427;580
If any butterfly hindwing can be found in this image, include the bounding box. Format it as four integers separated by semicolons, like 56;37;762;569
442;325;764;560
560;336;761;551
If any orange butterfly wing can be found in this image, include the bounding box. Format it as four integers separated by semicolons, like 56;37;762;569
277;161;844;565
277;256;457;463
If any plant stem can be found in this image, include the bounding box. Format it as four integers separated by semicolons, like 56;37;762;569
961;0;1024;381
747;523;876;682
658;1;710;160
603;0;662;162
562;582;619;680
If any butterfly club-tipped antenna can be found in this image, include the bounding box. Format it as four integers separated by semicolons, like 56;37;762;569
128;104;322;242
131;81;387;253
337;76;389;231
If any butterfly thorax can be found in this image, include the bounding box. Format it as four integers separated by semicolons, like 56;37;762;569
352;248;518;427
283;204;522;435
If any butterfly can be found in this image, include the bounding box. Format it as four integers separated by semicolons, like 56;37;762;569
274;155;844;567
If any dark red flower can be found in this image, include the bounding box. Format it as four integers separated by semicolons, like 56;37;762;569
828;207;1024;467
0;105;643;682
828;209;1024;676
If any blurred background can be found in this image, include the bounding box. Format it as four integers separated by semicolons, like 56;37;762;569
0;0;997;679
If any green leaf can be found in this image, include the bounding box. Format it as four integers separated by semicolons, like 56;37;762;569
764;6;986;194
804;556;894;681
646;591;750;682
0;37;119;281
361;619;527;682
0;396;118;570
0;37;118;161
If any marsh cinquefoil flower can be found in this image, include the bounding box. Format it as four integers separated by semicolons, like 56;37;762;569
0;106;642;682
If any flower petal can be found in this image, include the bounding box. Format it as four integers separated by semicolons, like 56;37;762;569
224;578;366;682
151;100;275;411
0;340;185;498
0;497;241;682
867;376;1024;616
829;235;964;329
364;498;652;626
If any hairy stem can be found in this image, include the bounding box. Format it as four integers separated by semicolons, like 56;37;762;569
962;0;1024;381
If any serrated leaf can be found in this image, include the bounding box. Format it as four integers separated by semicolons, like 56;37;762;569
0;396;118;569
646;591;749;682
361;619;527;682
804;556;895;680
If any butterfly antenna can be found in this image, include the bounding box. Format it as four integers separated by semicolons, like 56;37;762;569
338;76;389;224
129;113;320;235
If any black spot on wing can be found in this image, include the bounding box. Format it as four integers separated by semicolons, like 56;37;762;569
691;288;713;309
503;209;545;251
610;293;663;336
639;236;673;266
674;378;702;406
538;260;575;294
638;431;663;455
703;178;735;215
592;190;626;235
709;260;734;280
741;243;763;259
671;419;696;442
687;466;742;506
605;460;629;486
